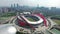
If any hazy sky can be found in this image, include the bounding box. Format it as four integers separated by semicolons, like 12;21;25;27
0;0;60;7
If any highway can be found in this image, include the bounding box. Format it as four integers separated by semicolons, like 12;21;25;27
47;17;57;29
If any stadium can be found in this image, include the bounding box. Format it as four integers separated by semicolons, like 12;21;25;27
0;12;60;34
13;12;50;34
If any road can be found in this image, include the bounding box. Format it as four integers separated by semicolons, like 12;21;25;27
9;16;58;34
47;17;57;28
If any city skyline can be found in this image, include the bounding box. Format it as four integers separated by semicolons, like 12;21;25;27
0;0;60;8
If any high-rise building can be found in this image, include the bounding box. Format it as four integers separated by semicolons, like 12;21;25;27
17;3;19;8
0;8;3;13
37;4;39;8
14;3;15;8
11;4;13;8
3;8;8;13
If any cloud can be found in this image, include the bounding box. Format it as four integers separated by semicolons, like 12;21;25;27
39;0;60;7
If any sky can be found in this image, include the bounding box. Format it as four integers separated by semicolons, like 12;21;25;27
0;0;60;7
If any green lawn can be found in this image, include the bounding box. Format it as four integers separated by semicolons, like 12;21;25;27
51;29;60;34
1;12;16;17
0;12;16;20
51;16;60;25
0;17;11;20
52;19;60;25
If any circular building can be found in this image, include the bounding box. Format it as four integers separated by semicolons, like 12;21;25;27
16;13;48;30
